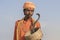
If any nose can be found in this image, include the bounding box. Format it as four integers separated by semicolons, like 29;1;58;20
29;11;31;13
29;10;33;15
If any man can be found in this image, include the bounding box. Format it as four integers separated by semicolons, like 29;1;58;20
14;2;41;40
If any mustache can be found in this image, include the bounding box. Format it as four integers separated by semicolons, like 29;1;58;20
25;13;33;16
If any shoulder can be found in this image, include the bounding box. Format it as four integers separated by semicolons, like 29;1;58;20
15;19;24;24
15;19;24;28
36;21;40;25
32;18;40;24
35;21;41;28
32;18;41;28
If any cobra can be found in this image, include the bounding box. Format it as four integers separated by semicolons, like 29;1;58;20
31;13;40;34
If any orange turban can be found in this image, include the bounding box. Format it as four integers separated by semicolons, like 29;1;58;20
23;2;35;9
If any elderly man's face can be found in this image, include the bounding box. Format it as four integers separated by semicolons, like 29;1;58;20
23;8;34;17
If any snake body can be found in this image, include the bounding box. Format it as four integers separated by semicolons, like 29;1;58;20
31;13;40;34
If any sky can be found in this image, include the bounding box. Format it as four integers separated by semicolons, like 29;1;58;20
0;0;60;40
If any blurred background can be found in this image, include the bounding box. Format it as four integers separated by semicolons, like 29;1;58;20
0;0;60;40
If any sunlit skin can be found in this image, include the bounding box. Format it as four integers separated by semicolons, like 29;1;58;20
23;8;34;21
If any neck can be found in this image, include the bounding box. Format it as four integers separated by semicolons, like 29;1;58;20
24;16;32;21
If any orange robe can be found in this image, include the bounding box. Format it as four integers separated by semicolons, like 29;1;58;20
13;18;41;40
